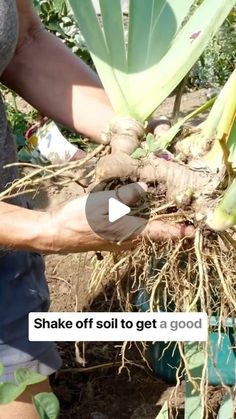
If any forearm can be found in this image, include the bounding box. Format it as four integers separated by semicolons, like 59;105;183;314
1;29;114;142
0;201;128;254
0;202;53;252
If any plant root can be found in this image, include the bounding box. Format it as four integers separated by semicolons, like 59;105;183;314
87;222;236;416
96;117;144;183
1;144;107;201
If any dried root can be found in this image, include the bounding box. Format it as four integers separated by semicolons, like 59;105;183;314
0;144;107;201
87;222;236;416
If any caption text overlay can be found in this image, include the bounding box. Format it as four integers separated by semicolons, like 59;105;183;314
29;312;207;342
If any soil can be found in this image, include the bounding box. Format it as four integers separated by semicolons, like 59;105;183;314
25;89;227;418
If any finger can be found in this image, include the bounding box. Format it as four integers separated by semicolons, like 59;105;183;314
115;182;147;206
99;136;110;145
146;116;171;136
86;182;147;213
100;129;111;145
104;214;147;243
154;122;171;138
70;149;87;161
142;221;195;241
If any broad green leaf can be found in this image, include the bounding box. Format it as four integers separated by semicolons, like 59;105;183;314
69;0;236;121
0;363;4;377
217;392;234;419
132;0;236;120
69;0;129;115
32;392;60;419
0;382;26;404
14;368;47;387
131;148;147;159
155;401;169;418
184;342;206;419
128;0;195;73
100;0;127;80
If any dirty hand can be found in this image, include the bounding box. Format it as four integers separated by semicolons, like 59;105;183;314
49;182;194;253
73;116;172;152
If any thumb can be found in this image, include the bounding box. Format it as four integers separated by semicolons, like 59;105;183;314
115;182;147;206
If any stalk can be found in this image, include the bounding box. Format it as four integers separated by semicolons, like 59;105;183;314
203;68;236;172
155;97;215;152
207;178;236;231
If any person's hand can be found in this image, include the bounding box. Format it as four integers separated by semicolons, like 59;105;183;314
70;116;172;157
146;116;171;137
48;182;194;253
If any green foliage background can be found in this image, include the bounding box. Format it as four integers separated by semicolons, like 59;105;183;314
33;0;91;64
189;7;236;88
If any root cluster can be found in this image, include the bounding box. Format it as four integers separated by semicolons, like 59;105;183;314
87;219;236;417
2;115;235;415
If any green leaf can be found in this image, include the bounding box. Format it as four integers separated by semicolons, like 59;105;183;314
15;134;26;147
17;148;32;162
128;0;195;73
203;68;236;171
228;118;236;168
14;368;47;387
53;0;65;14
207;178;236;231
133;0;236;120
32;392;60;419
184;342;205;419
217;392;234;419
146;133;157;152
0;363;4;377
69;0;236;121
155;401;169;418
46;22;65;36
69;0;129;115
155;97;215;151
0;382;26;404
131;148;147;159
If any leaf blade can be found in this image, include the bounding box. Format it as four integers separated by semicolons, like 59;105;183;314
128;0;195;72
155;401;169;418
0;383;26;405
32;392;60;419
69;0;130;115
14;368;47;387
130;0;236;120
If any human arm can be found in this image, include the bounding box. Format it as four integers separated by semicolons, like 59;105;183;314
0;184;193;253
1;0;114;144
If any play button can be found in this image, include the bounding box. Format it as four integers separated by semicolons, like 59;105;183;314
85;181;150;242
108;198;130;222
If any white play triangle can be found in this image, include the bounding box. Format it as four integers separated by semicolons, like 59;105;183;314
108;198;130;223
